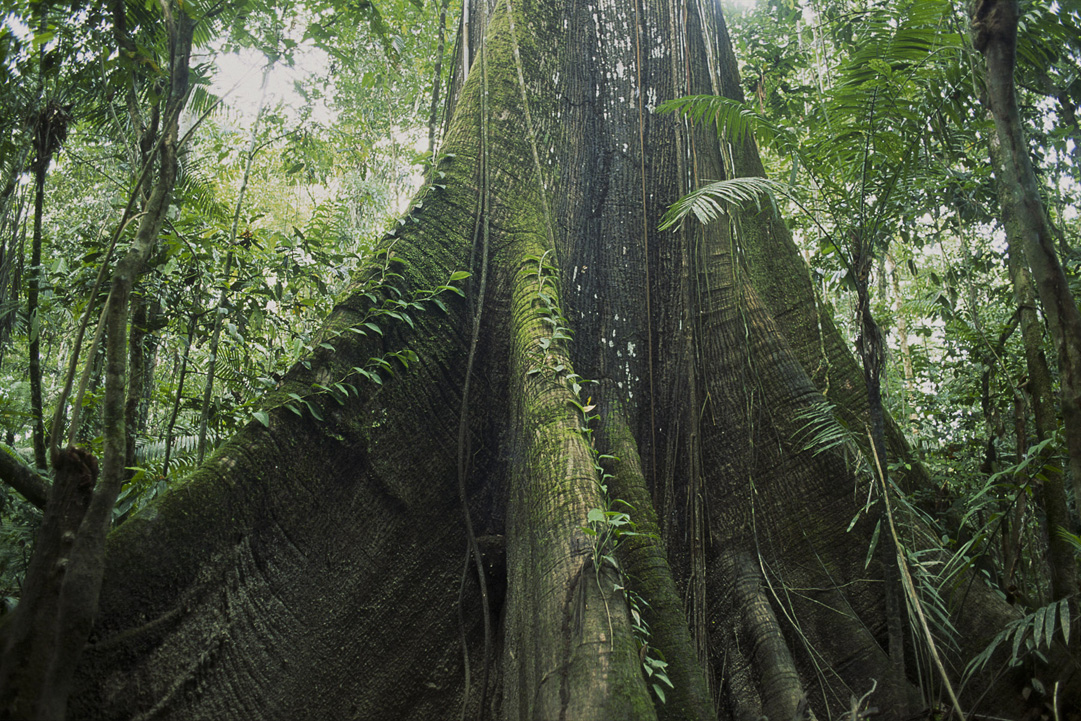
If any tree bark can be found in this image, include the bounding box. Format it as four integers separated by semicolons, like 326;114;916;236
0;7;193;719
0;447;97;720
124;292;155;476
0;443;49;510
28;130;48;472
63;0;1075;718
973;0;1081;523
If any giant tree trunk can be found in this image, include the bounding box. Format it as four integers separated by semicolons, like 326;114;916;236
68;0;1072;718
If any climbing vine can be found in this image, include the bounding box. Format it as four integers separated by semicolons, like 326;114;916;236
522;251;674;705
254;243;470;426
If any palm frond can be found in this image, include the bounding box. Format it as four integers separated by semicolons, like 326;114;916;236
793;401;858;458
186;84;223;123
175;157;229;222
657;95;772;147
659;176;783;231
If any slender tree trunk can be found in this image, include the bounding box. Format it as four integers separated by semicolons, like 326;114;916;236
427;0;451;156
124;292;152;476
194;249;231;464
1003;390;1028;589
28;155;47;471
0;145;31;352
163;308;197;479
886;255;914;394
973;0;1081;523
25;32;64;473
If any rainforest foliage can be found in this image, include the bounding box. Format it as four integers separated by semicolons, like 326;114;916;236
0;0;1080;716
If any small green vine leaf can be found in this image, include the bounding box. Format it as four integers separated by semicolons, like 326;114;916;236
304;401;323;421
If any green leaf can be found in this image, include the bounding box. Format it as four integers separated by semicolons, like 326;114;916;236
304;401;324;421
253;411;270;427
1033;606;1046;649
657;95;773;148
1046;602;1059;650
448;270;471;281
864;520;881;569
660;177;784;231
1011;623;1026;663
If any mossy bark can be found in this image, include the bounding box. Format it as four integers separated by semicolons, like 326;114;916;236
974;0;1081;521
996;144;1078;606
62;0;1077;718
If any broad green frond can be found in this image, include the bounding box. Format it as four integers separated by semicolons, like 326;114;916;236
659;176;784;231
657;95;779;148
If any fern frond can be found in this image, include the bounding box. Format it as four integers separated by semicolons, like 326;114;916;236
963;598;1072;687
136;434;200;463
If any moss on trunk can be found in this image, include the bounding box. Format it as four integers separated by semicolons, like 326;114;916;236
63;0;1077;718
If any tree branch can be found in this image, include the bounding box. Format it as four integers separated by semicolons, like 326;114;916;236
0;444;48;510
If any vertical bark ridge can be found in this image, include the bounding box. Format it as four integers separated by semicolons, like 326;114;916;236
601;405;717;721
502;234;652;719
728;551;809;721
